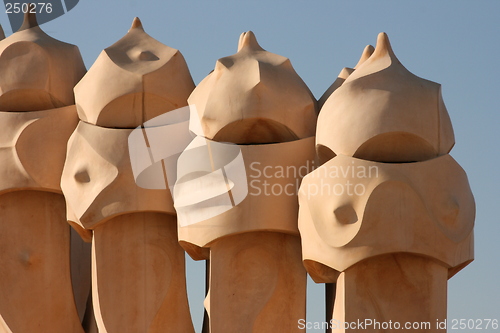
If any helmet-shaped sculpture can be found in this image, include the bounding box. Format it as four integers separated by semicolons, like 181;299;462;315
189;31;317;143
0;12;86;111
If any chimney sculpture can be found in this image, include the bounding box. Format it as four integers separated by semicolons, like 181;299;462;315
177;31;317;332
317;45;374;110
316;44;375;320
298;33;475;332
61;18;196;333
0;13;87;332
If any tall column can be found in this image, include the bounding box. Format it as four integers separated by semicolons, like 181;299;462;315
61;18;195;333
317;45;375;325
0;12;86;333
298;33;474;332
177;31;317;332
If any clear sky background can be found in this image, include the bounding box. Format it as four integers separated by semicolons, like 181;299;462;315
1;1;497;331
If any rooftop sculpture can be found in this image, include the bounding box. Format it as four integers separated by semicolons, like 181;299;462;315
0;14;475;333
299;32;474;332
0;12;86;333
179;31;316;332
61;17;196;333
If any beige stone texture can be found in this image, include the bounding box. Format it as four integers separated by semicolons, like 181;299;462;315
332;254;448;332
70;227;92;322
0;11;476;331
207;231;306;332
92;213;193;333
183;31;316;332
61;17;195;333
0;106;78;195
0;13;86;333
0;191;84;333
189;31;317;143
0;13;85;111
74;17;194;128
178;136;315;260
317;33;454;163
300;32;474;331
299;154;474;281
317;45;373;109
61;121;175;230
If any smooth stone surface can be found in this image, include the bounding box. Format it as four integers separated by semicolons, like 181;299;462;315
0;191;83;333
92;213;194;333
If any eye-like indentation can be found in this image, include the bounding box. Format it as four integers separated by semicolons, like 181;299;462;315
138;51;159;61
74;169;90;183
216;57;234;70
334;205;358;225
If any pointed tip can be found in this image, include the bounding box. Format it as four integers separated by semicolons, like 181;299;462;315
339;67;355;80
129;17;144;32
354;45;374;69
0;24;5;40
17;9;39;32
372;32;396;59
377;32;391;48
237;31;264;52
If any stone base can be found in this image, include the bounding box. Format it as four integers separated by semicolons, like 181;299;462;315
92;213;194;333
330;253;447;332
207;231;306;333
0;191;83;333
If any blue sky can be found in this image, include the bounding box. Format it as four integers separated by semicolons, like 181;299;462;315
1;1;497;331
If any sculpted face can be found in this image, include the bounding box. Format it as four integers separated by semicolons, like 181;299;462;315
299;33;474;284
0;106;77;194
189;31;317;144
61;122;174;230
298;154;475;278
